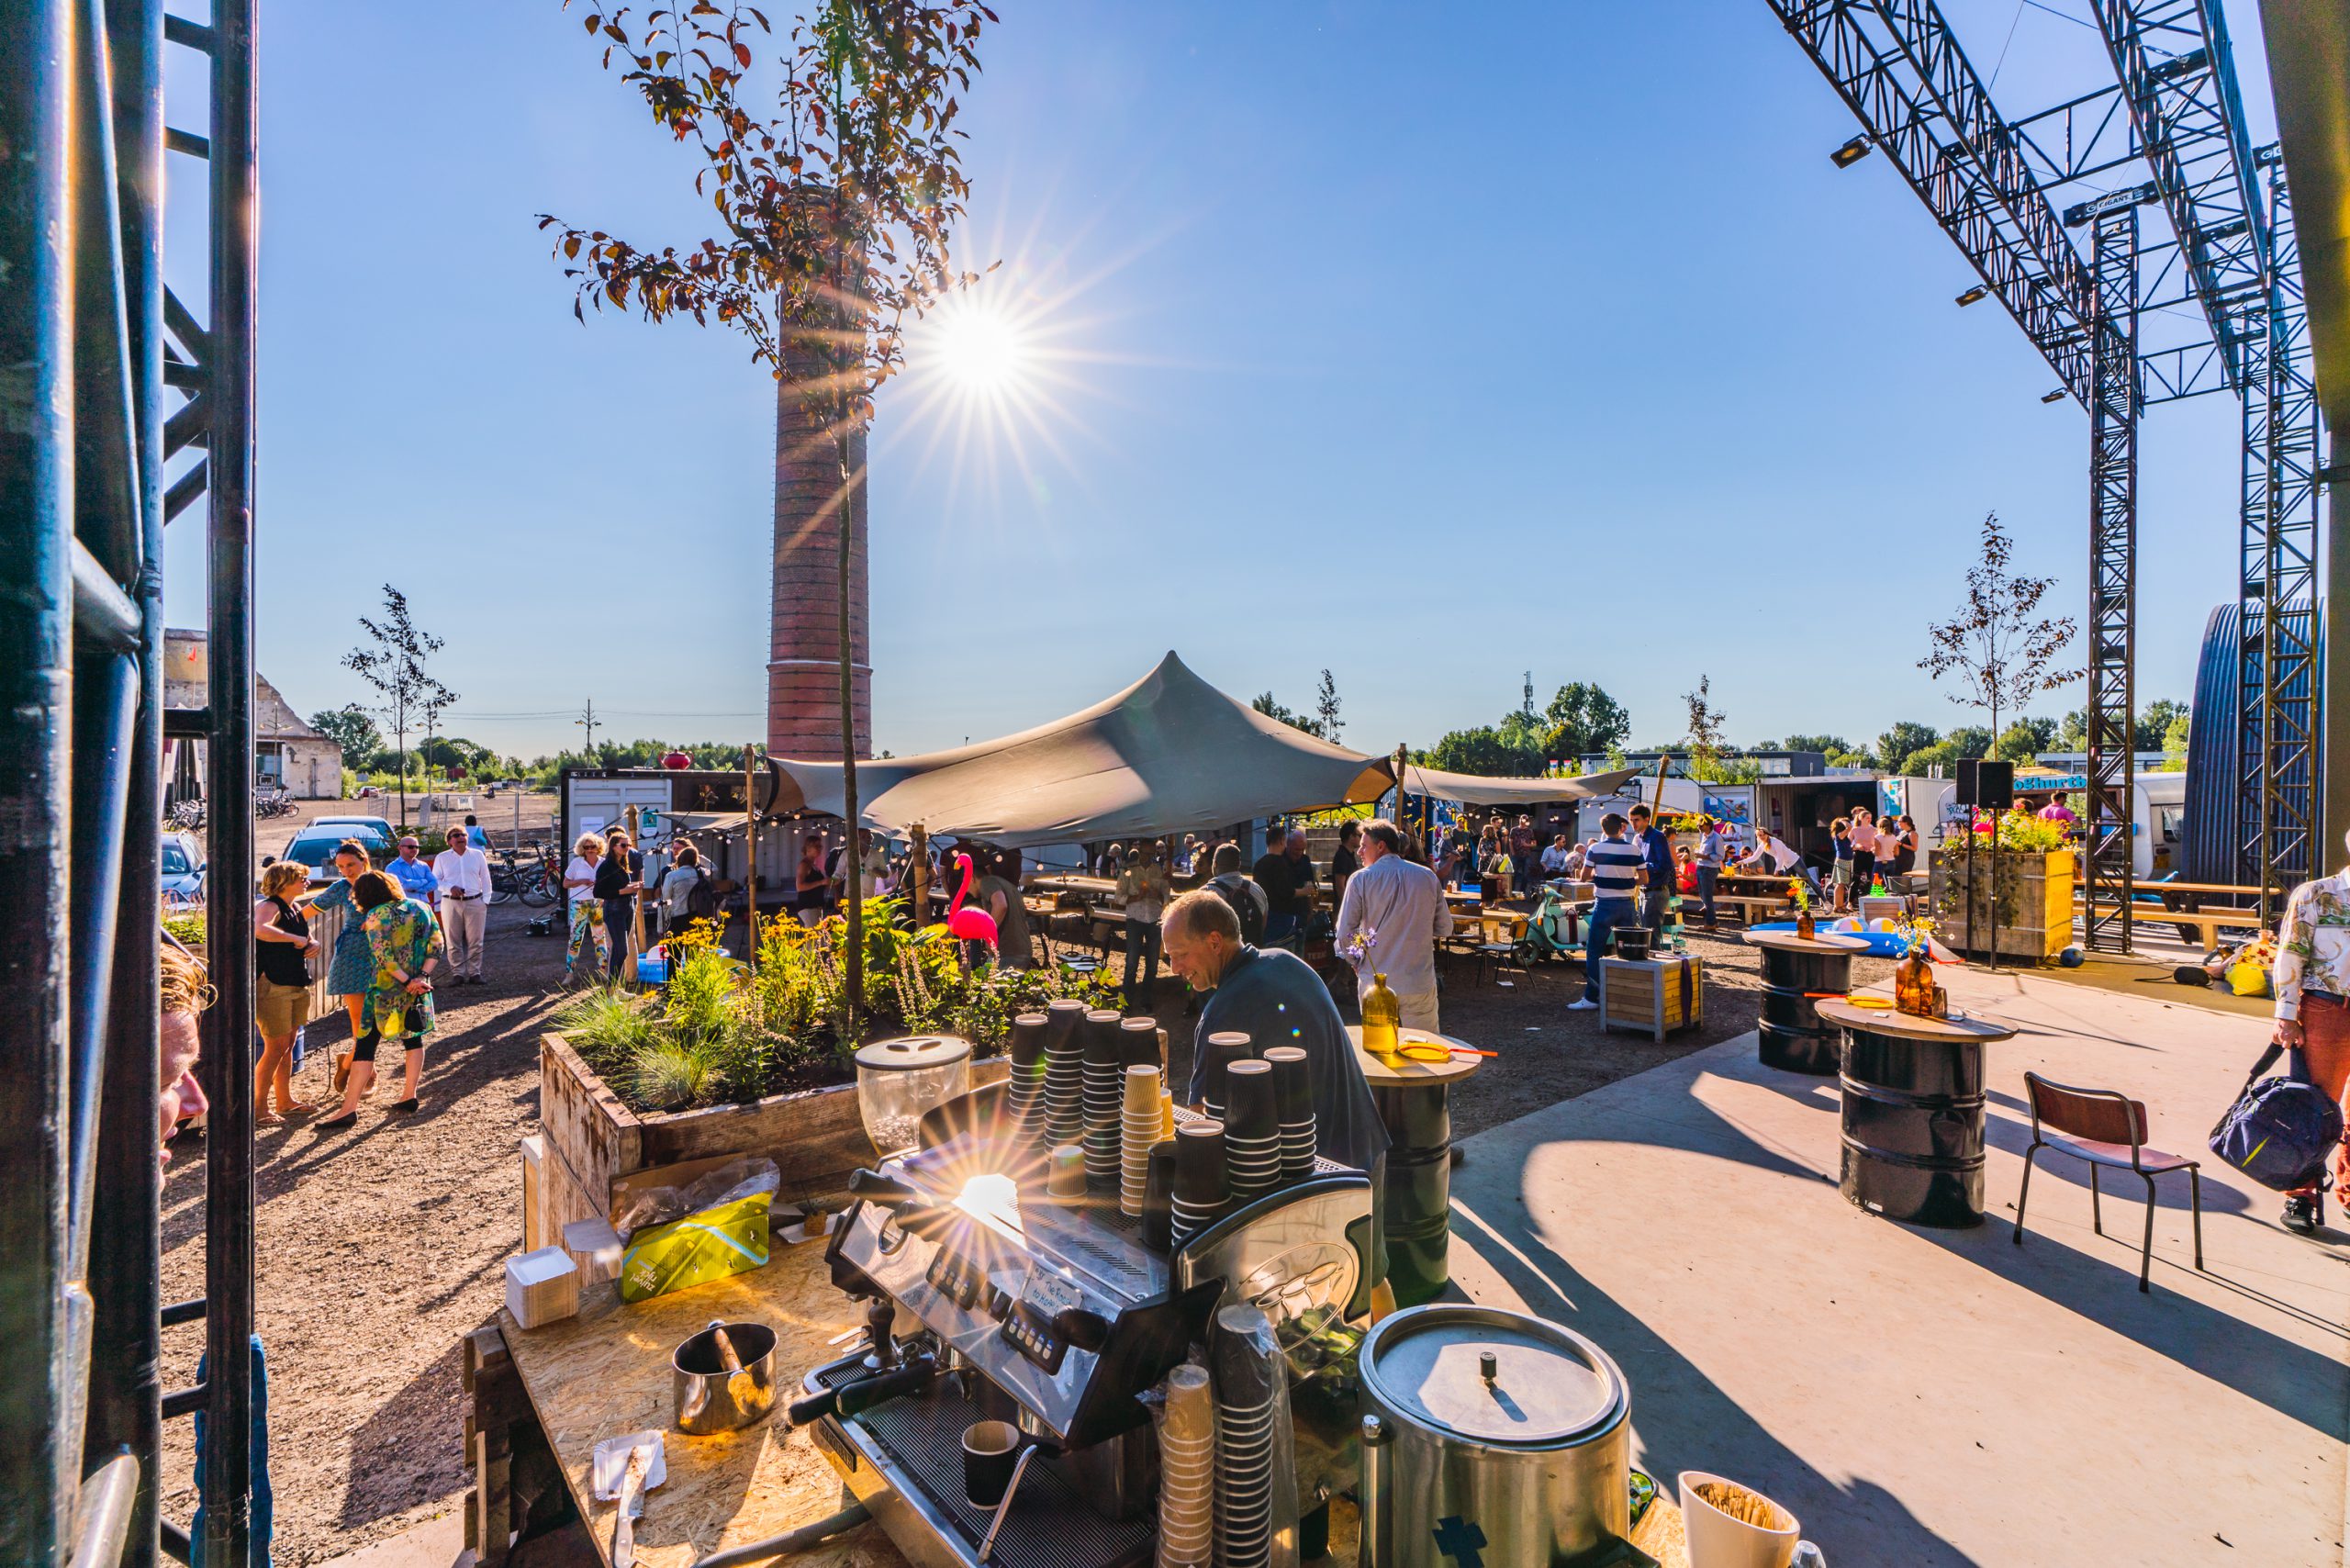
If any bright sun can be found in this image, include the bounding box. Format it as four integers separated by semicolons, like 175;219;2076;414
934;305;1025;394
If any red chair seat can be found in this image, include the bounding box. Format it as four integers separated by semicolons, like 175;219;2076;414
2042;1132;2197;1175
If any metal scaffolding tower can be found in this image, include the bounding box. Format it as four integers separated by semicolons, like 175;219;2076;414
1766;0;2325;940
1;2;260;1564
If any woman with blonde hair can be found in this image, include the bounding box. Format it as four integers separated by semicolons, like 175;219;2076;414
253;858;322;1124
564;832;609;983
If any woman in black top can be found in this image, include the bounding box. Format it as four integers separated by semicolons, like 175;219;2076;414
1330;820;1362;905
253;858;322;1124
596;829;645;980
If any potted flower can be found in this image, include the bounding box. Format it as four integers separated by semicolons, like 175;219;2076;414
1788;877;1814;941
1927;809;2074;962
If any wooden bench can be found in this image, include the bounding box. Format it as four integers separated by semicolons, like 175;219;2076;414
1709;894;1794;927
2078;901;2264;949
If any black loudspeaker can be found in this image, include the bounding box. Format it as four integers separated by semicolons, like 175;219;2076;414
1956;758;2014;811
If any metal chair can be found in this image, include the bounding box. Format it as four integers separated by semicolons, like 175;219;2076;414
2013;1070;2203;1292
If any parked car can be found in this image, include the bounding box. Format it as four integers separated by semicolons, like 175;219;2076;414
310;814;397;842
161;832;206;903
280;823;395;887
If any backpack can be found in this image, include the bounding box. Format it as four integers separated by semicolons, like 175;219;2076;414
2209;1043;2345;1193
1207;873;1267;946
685;868;720;922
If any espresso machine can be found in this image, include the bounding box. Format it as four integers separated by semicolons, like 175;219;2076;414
798;1114;1375;1568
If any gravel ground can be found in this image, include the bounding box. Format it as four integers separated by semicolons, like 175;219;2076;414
161;895;1882;1565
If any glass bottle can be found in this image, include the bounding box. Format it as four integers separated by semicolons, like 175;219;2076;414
1796;905;1816;942
1895;948;1936;1017
1362;972;1403;1057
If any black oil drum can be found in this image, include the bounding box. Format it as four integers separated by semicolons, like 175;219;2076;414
1752;934;1863;1076
1374;1084;1454;1307
1833;1010;2008;1228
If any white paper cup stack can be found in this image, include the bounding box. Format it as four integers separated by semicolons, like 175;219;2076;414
1158;1364;1216;1568
1121;1065;1162;1217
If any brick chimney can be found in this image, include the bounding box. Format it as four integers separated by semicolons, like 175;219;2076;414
767;340;870;761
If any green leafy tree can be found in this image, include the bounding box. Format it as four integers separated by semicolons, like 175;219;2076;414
1900;739;1960;775
1314;669;1343;743
547;0;995;1034
1681;674;1729;772
1918;510;2083;756
1828;748;1876;769
1425;727;1541;778
309;705;383;772
343;585;452;827
1251;690;1328;741
1782;733;1848;756
1877;722;1940;772
1991;716;2055;765
1947;725;1993;759
1542;682;1631;760
2161;710;2190;768
2136;699;2188;754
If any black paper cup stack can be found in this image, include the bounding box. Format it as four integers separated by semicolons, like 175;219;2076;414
1171;1120;1226;1249
1042;1000;1087;1149
1081;1009;1125;1190
1200;1031;1255;1124
1221;1059;1280;1204
1006;1014;1049;1144
1142;1139;1176;1251
1262;1045;1315;1184
1118;1014;1162;1070
1211;1305;1281;1568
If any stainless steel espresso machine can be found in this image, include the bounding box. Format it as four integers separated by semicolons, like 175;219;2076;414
799;1115;1375;1568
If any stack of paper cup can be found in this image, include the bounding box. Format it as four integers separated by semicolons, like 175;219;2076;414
1043;1000;1087;1148
1121;1065;1162;1216
1221;1060;1280;1204
1200;1031;1254;1124
1171;1121;1226;1248
1211;1306;1281;1568
1157;1363;1216;1568
1118;1014;1162;1069
1006;1014;1049;1144
1081;1010;1125;1191
1263;1046;1315;1184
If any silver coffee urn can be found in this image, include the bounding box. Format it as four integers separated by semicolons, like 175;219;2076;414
1359;1305;1634;1568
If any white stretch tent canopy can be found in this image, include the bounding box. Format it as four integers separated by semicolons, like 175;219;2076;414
768;652;1394;849
1403;764;1644;807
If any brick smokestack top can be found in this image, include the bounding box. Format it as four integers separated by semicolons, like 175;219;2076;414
768;334;871;761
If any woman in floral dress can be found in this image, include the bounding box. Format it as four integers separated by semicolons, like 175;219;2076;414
318;870;443;1129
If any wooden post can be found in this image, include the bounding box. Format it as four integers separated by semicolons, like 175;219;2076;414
911;822;931;929
1392;743;1407;823
624;802;647;967
744;745;759;974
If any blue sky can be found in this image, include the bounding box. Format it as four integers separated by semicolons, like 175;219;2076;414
162;0;2281;763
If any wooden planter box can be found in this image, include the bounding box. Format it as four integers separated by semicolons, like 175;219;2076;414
1597;955;1705;1042
1927;847;2075;962
535;1032;1007;1244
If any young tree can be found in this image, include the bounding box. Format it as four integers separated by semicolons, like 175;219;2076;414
1918;512;2083;756
1683;674;1728;764
1314;669;1343;743
1543;681;1630;760
1251;690;1326;741
343;586;451;828
545;0;993;1035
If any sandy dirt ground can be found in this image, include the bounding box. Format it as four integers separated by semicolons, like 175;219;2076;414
160;882;1881;1565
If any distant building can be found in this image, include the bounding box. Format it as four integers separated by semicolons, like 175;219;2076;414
163;629;344;799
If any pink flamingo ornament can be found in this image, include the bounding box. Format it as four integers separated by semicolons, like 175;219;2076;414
946;852;1000;950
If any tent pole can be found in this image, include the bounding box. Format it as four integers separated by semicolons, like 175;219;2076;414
910;823;930;929
743;745;758;975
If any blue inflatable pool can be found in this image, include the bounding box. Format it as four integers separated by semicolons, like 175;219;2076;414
1750;922;1910;958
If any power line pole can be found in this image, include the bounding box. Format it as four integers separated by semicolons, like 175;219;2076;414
576;699;599;757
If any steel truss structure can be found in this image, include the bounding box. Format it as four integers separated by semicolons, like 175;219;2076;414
1;2;260;1565
1767;0;2326;938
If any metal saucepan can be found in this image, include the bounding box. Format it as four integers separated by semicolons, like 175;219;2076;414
672;1319;778;1436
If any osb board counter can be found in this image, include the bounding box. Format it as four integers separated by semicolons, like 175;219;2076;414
496;1226;910;1568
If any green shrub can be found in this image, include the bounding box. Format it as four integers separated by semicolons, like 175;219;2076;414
627;1039;714;1111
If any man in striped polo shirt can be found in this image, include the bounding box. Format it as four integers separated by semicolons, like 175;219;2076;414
1569;813;1649;1011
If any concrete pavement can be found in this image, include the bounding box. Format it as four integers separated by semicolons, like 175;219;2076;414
1444;964;2349;1565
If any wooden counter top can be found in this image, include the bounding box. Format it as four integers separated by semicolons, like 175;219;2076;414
497;1228;905;1568
1746;931;1868;955
1344;1025;1485;1087
1815;998;2016;1042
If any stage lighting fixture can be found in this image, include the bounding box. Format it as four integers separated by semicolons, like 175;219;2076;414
2041;389;2067;404
1830;136;1874;169
1955;285;1990;307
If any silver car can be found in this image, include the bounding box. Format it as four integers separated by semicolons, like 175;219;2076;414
161;832;206;903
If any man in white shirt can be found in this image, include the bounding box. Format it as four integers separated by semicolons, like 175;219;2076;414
1333;818;1452;1032
432;826;493;983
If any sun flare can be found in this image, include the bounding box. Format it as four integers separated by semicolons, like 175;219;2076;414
933;303;1027;395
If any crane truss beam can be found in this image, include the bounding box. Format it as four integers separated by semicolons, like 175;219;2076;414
2085;0;2267;389
1767;0;2094;400
2086;207;2140;953
2238;161;2322;912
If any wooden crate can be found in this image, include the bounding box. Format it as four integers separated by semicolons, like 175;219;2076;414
1928;848;2074;961
537;1032;1008;1238
1598;955;1705;1042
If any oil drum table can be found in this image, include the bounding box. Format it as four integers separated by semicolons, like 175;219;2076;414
1817;1000;2015;1228
1347;1027;1483;1307
1749;931;1867;1075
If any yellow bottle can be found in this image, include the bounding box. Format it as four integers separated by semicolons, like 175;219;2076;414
1362;972;1403;1057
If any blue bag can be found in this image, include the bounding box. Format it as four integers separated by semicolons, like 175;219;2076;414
2208;1044;2345;1193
